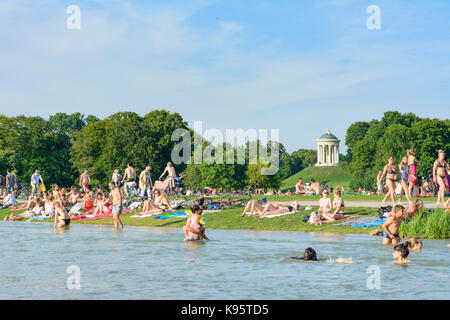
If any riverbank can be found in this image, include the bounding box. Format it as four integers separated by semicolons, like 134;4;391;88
0;206;384;235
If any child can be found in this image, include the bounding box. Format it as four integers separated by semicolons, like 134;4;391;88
392;243;411;264
183;205;209;241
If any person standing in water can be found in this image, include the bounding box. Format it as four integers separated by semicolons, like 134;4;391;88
79;169;91;192
381;204;406;245
109;182;124;229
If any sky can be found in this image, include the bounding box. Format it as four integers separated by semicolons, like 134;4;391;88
1;0;449;153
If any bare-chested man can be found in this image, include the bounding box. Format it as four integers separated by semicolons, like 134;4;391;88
295;178;306;195
309;178;322;195
109;182;124;229
79;169;90;192
122;163;136;198
381;204;406;245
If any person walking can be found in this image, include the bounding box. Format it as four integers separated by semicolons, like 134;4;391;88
139;166;153;199
31;170;44;197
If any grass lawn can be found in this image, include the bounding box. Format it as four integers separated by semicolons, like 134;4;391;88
281;165;352;191
173;194;438;203
0;206;382;235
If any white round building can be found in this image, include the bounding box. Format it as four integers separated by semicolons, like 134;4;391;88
316;129;340;166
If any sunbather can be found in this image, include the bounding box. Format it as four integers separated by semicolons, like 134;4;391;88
258;201;300;217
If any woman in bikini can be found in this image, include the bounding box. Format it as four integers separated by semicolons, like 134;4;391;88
140;190;170;215
398;156;412;204
54;193;71;229
324;189;347;221
257;201;300;217
407;149;418;198
318;189;332;218
380;156;397;206
4;197;42;221
433;150;450;206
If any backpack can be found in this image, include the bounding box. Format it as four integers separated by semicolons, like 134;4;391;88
302;214;310;222
378;205;392;219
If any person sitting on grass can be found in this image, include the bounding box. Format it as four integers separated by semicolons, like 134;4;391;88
404;237;423;252
392;243;411;264
381;204;406;245
295;178;306;195
44;193;55;217
5;197;44;221
321;190;347;221
1;191;17;208
307;179;322;195
317;190;332;216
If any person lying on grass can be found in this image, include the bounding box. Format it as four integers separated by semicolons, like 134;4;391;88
183;204;209;241
9;195;35;211
4;197;44;221
381;204;406;245
257;201;300;217
241;200;299;217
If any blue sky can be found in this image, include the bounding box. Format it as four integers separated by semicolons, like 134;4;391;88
1;0;449;153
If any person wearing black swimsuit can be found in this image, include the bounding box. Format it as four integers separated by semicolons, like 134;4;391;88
433;150;449;206
380;156;397;206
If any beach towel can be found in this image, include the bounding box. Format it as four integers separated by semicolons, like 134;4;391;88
69;202;83;214
27;216;52;222
260;210;299;218
72;212;113;220
153;210;189;220
352;218;386;228
334;216;379;226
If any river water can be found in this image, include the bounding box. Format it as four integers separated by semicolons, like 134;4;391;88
0;222;448;299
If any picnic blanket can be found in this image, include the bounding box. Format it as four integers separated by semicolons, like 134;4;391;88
334;216;379;226
71;209;135;221
153;210;189;220
352;218;386;227
131;209;175;218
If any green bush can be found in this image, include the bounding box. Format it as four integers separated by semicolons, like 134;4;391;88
399;209;449;239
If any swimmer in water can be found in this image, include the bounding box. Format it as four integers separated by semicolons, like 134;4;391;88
393;243;411;264
289;247;318;261
404;237;423;252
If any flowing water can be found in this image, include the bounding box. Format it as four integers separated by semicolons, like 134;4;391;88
0;222;448;299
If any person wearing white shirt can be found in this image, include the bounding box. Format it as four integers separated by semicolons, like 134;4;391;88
31;170;44;196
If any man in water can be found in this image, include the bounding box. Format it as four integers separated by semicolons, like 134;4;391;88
30;170;44;197
79;169;90;192
109;182;124;229
122;163;136;198
381;204;406;245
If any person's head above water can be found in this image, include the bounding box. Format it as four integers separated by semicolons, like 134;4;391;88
303;247;317;261
405;237;423;251
393;243;409;259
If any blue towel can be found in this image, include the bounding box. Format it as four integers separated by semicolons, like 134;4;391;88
352;218;386;227
27;216;52;221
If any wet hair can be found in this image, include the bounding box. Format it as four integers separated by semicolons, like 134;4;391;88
190;204;202;214
405;237;422;249
393;244;409;258
302;248;317;261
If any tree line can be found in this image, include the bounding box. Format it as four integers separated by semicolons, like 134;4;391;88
0;110;317;191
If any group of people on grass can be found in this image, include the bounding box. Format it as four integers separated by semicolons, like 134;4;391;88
378;149;449;206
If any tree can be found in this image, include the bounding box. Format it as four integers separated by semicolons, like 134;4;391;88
345;121;370;160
